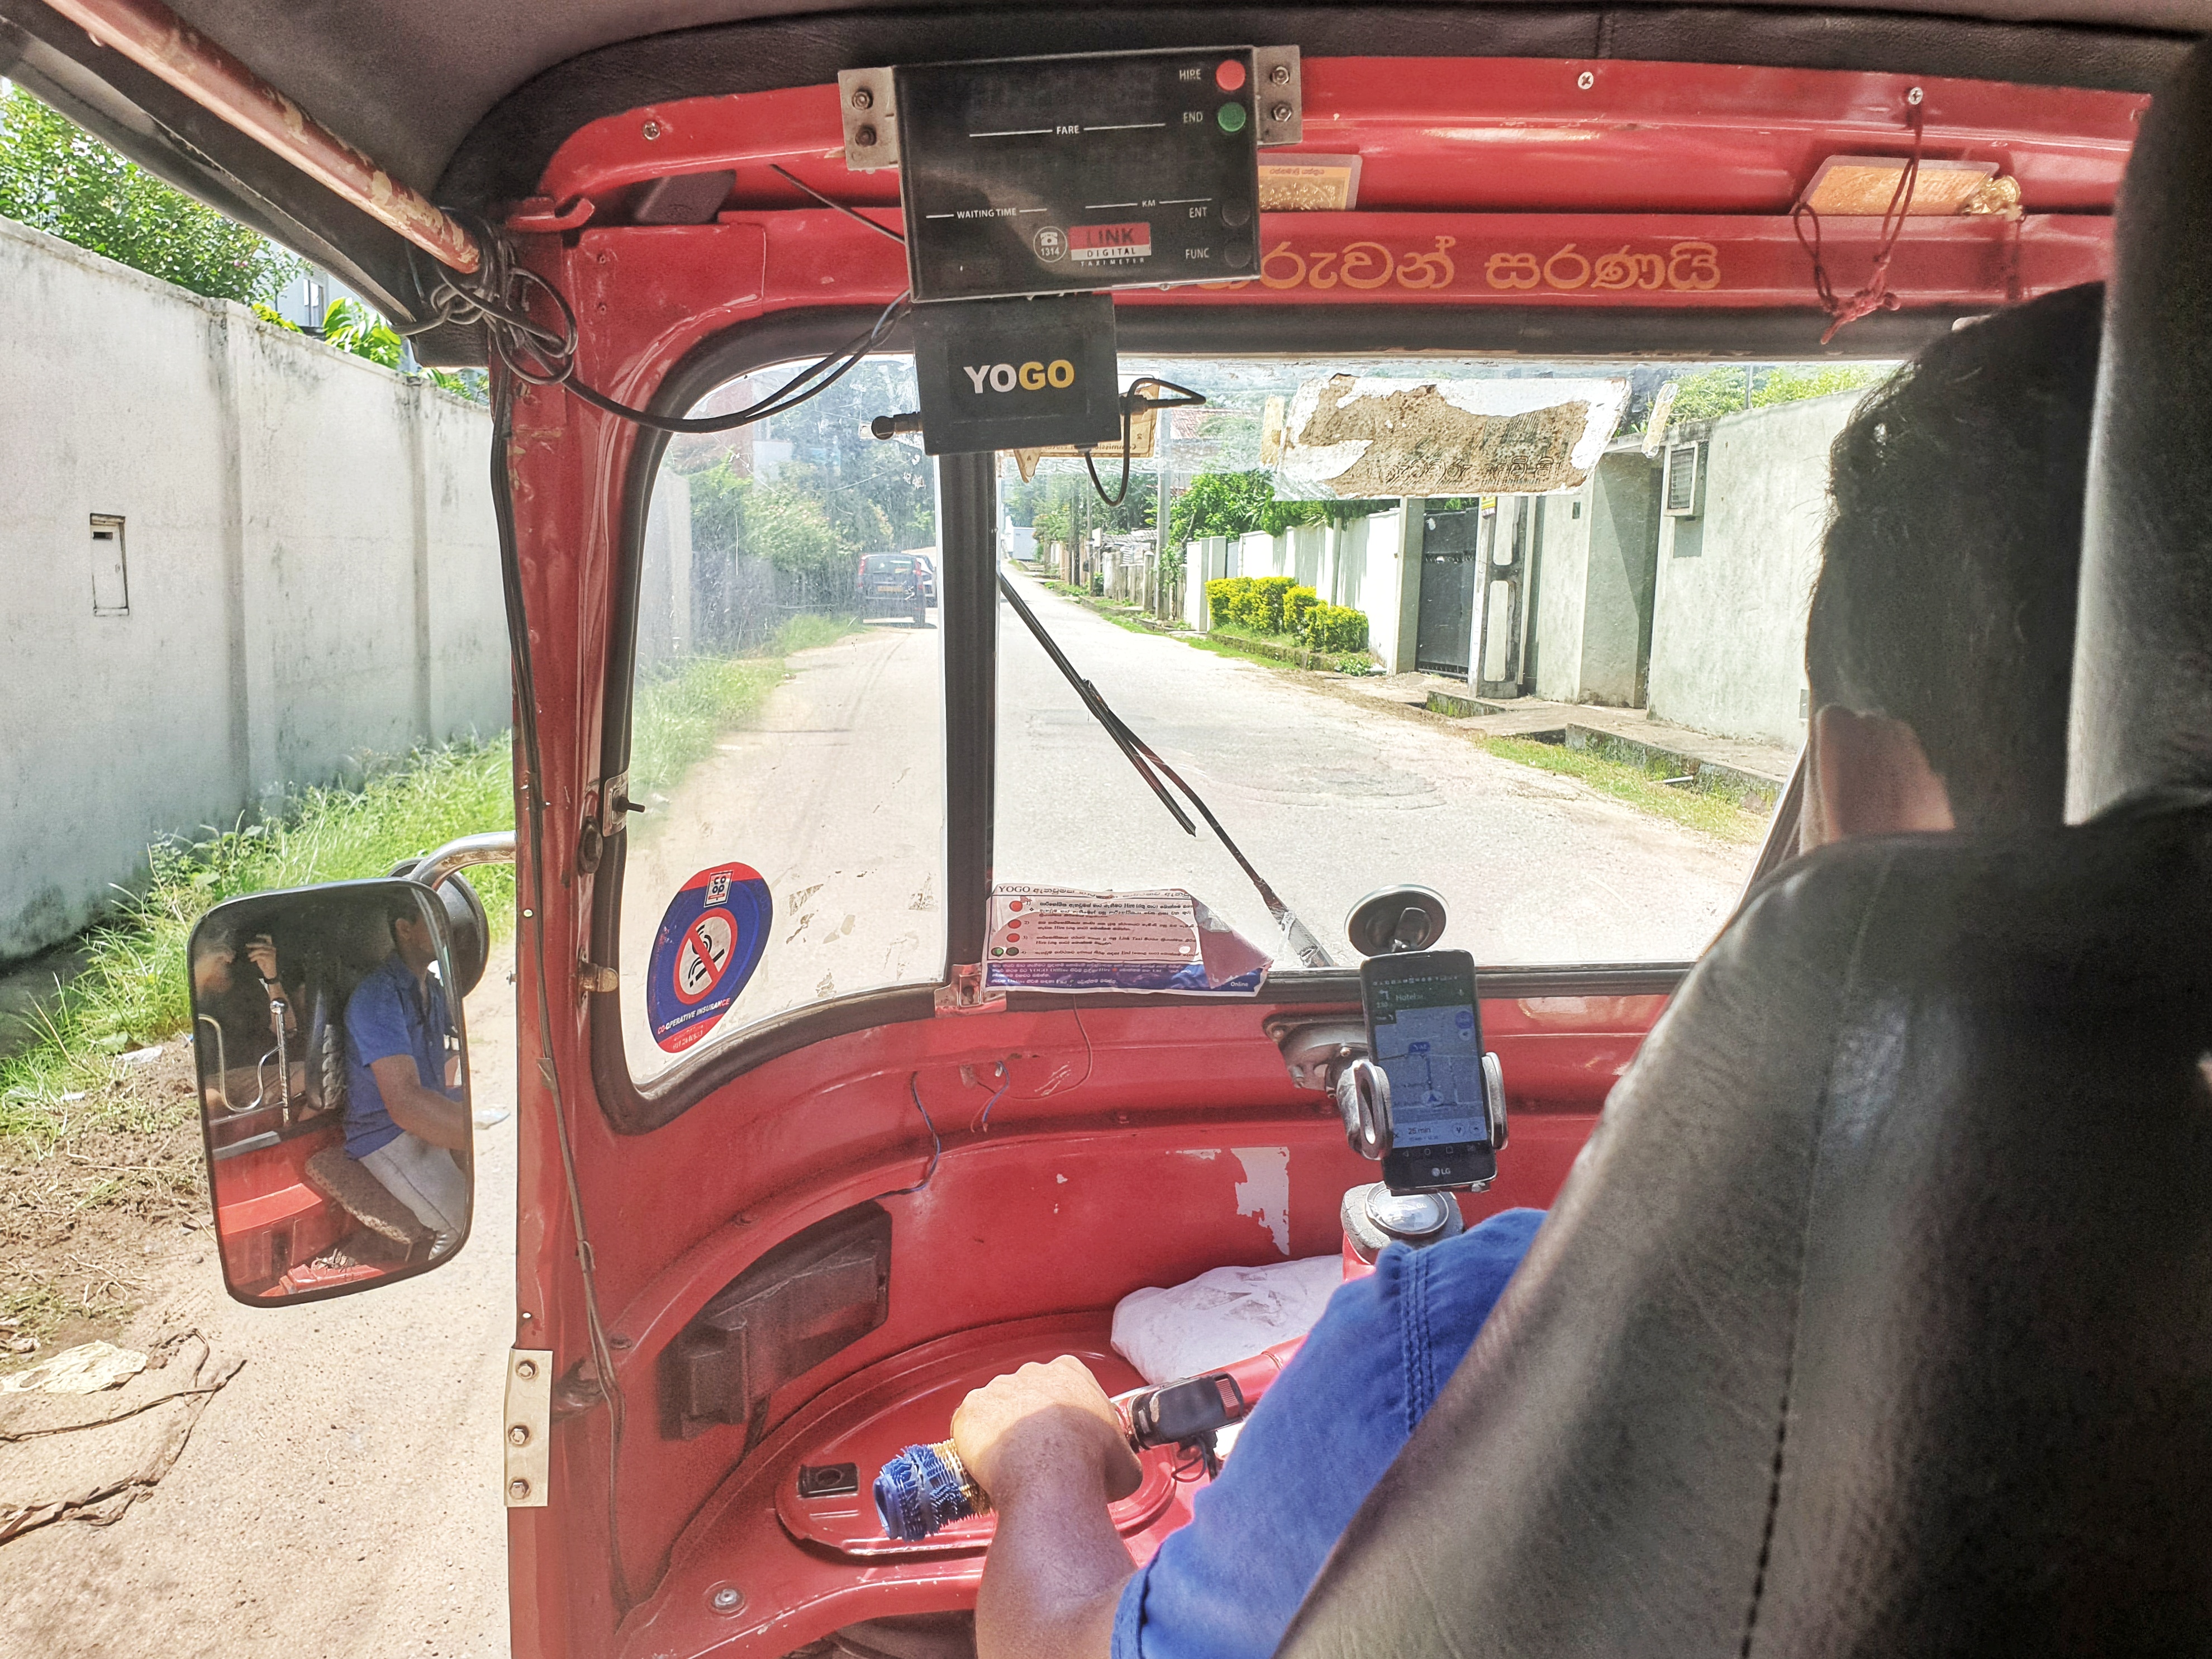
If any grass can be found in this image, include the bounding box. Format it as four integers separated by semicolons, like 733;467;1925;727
0;610;862;1144
630;615;861;801
0;610;864;1356
0;738;520;1139
1205;620;1378;676
1482;735;1771;845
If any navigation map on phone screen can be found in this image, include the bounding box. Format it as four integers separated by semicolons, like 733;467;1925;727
1370;964;1487;1149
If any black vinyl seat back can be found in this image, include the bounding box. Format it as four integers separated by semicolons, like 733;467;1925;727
1278;40;2212;1659
1283;812;2212;1657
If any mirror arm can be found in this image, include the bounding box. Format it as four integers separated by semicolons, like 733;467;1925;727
407;830;517;890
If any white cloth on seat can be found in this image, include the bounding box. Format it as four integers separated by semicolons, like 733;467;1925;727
1111;1256;1345;1385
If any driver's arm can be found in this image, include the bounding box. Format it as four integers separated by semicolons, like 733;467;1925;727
369;1055;471;1152
953;1356;1144;1659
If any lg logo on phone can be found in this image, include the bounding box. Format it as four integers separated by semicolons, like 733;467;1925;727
962;360;1077;394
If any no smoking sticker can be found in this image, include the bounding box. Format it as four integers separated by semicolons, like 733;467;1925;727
646;863;771;1053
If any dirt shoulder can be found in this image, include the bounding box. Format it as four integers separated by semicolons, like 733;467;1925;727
0;1044;208;1369
0;966;519;1658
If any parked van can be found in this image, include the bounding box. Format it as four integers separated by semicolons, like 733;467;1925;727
856;551;928;626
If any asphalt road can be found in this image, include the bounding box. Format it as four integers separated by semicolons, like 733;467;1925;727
621;571;1750;1064
996;569;1749;967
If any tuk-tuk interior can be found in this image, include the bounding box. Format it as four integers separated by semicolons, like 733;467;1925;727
28;0;2207;1653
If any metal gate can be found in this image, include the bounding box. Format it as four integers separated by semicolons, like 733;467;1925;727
1414;507;1483;678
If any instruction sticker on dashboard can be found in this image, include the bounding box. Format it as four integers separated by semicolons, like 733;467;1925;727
646;862;772;1052
985;886;1268;994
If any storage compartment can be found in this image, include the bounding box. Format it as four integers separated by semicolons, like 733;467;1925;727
662;1202;893;1440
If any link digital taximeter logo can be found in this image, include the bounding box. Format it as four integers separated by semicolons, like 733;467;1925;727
960;359;1078;394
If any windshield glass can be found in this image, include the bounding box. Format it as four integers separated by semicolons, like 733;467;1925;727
621;355;942;1085
996;354;1895;969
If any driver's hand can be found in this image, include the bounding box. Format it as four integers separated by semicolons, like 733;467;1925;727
246;937;279;982
950;1354;1143;1510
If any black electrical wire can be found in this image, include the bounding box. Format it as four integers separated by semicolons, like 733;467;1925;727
488;367;634;1614
1086;377;1208;508
768;163;907;245
401;225;910;436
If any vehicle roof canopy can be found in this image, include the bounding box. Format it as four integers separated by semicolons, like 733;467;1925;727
0;0;2200;337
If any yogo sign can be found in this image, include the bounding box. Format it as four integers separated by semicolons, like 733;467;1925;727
963;359;1078;393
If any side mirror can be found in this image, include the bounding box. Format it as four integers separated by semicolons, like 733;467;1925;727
188;877;478;1304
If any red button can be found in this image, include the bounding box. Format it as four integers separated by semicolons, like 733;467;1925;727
1215;58;1246;91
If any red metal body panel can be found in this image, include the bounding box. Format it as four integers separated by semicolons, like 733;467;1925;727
531;59;2140;226
491;55;2132;1659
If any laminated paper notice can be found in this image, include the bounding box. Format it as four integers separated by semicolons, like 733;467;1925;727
1257;154;1363;212
985;887;1269;995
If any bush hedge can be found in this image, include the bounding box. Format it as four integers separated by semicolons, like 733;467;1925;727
1204;576;1370;655
1306;601;1369;654
1205;575;1301;633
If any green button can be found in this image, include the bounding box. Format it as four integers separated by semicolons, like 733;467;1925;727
1216;102;1247;133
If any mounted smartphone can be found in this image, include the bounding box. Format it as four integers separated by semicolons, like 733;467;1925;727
1360;949;1496;1193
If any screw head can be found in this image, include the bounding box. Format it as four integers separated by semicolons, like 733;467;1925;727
710;1586;744;1613
850;86;874;110
515;1359;537;1380
642;120;662;140
1270;102;1292;123
1907;85;1924;104
508;1479;531;1500
508;1424;531;1446
1577;70;1595;90
1269;62;1292;85
856;123;878;148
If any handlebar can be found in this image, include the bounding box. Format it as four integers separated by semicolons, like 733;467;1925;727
873;1371;1252;1542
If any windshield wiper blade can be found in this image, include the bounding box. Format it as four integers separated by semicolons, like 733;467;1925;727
998;572;1335;969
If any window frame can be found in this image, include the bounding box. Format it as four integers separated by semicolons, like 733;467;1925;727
591;302;1944;1134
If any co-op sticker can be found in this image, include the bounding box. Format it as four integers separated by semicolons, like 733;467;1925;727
646;863;771;1053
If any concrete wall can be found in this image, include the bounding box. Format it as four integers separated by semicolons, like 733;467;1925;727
1531;491;1594;702
0;217;506;960
638;471;695;672
1645;391;1860;747
1531;450;1663;708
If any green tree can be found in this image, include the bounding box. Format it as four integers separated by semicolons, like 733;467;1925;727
744;474;840;572
1661;362;1886;424
320;296;404;369
0;84;302;304
1752;364;1886;407
686;456;749;552
1168;470;1278;545
1167;470;1388;547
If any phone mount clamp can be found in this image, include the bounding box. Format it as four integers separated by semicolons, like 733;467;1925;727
1334;885;1508;1187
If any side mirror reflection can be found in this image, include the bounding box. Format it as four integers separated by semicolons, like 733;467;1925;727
189;877;479;1304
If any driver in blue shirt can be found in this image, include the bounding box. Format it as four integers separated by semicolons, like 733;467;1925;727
950;283;2100;1659
345;893;470;1256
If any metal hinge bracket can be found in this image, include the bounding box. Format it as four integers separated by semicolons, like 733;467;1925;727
838;67;900;170
934;962;1005;1014
504;1349;553;1507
